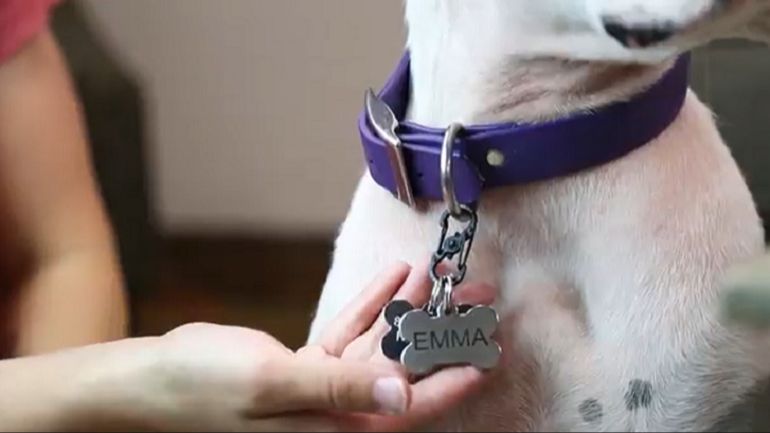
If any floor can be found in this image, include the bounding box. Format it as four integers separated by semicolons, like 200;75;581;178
131;236;333;349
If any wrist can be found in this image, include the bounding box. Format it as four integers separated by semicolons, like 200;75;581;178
66;337;164;431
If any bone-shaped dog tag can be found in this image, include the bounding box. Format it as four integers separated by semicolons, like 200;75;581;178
398;306;501;375
381;301;475;362
381;300;416;361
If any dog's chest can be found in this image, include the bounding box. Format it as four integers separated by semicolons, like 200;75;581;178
463;172;608;292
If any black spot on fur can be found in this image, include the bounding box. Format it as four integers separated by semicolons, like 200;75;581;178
579;398;603;423
625;380;653;411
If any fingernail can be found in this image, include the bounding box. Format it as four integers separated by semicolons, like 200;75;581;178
373;377;407;415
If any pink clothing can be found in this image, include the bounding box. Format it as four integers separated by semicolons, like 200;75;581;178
0;0;58;64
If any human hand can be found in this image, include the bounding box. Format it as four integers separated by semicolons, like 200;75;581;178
88;263;496;432
312;262;497;431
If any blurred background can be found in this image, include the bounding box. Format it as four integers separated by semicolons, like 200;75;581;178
48;0;770;351
52;0;406;349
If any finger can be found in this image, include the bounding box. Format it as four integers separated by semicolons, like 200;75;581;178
320;262;412;356
393;260;435;307
367;261;436;338
245;413;350;433
267;414;391;433
259;357;411;416
392;366;487;429
334;366;490;433
411;366;486;411
355;262;452;362
295;344;328;358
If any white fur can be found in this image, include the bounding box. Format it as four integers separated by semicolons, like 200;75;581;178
309;1;770;431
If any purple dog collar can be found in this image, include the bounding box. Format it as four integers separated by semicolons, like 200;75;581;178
358;53;690;207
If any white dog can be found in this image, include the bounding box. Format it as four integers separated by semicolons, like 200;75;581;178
309;1;770;431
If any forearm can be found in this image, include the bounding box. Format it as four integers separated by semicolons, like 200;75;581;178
0;337;158;432
0;353;82;431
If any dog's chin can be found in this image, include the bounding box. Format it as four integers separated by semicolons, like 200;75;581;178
619;34;709;64
500;36;685;65
575;4;770;63
491;6;770;66
604;45;687;65
538;29;759;65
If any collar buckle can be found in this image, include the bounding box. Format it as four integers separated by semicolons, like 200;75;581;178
364;89;416;208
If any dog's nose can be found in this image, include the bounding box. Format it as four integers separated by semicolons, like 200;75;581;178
602;20;676;48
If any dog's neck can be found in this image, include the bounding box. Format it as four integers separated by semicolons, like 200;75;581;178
404;4;677;128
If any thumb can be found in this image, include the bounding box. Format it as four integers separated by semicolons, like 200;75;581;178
264;357;410;416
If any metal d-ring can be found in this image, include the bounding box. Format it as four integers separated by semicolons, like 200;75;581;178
441;123;467;221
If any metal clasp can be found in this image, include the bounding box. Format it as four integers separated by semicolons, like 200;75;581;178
429;122;478;287
430;207;478;286
365;89;415;207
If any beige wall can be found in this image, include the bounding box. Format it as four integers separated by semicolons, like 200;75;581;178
82;0;405;236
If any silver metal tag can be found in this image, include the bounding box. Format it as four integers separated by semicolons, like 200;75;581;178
398;305;501;375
